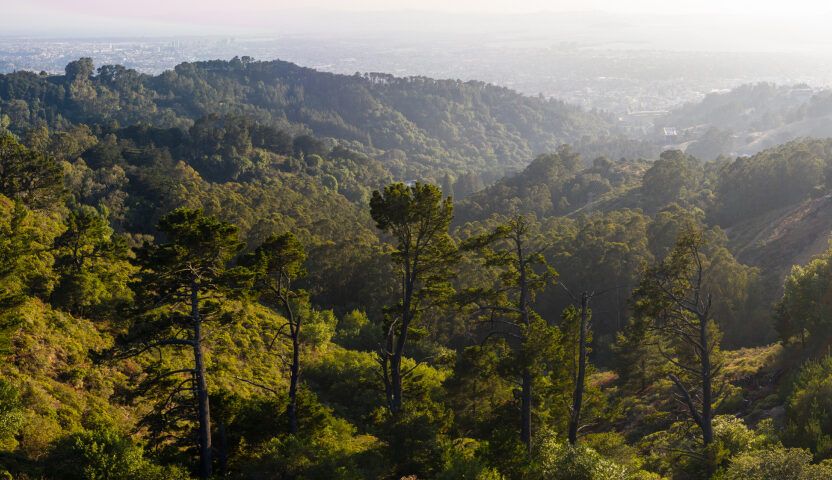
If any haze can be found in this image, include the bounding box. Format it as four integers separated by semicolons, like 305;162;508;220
4;0;832;53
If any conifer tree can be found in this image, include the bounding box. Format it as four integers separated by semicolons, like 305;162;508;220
51;207;131;316
370;182;459;415
460;215;560;452
126;208;246;479
632;225;723;449
244;232;307;435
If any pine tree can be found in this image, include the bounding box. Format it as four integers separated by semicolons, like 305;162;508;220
125;208;246;479
244;232;307;435
459;215;560;451
370;182;459;415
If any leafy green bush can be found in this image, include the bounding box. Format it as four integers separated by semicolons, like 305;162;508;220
531;431;628;480
47;428;188;480
784;356;832;459
0;379;22;445
434;439;501;480
298;307;337;349
720;447;832;480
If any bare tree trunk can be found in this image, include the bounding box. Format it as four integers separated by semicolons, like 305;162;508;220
217;422;228;478
380;330;395;413
192;280;212;479
287;330;300;435
389;264;413;416
568;292;589;445
700;313;713;446
520;369;532;452
390;351;403;415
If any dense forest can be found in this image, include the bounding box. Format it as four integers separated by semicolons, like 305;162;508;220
2;59;832;480
0;57;648;188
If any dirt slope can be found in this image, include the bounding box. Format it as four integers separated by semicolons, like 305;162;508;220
732;194;832;288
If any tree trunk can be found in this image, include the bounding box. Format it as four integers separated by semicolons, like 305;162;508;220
192;280;212;479
390;352;403;415
520;369;532;452
568;292;589;445
218;422;228;478
700;314;713;446
517;236;532;452
287;331;300;435
389;266;413;416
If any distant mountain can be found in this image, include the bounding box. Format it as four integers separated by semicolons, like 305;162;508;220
0;57;618;185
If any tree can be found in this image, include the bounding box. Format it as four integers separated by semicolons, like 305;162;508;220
724;447;832;480
641;150;703;210
244;232;307;435
567;291;591;445
369;182;459;415
460;215;559;451
631;225;723;450
48;428;189;480
64;58;94;83
782;355;832;459
51;207;131;316
126;208;246;479
0;198;54;352
0;134;65;210
776;241;832;352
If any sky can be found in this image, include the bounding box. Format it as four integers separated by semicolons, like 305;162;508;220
3;0;832;51
10;0;832;17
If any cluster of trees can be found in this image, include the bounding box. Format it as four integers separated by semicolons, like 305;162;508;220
0;126;829;479
6;59;832;479
0;140;731;478
0;58;622;185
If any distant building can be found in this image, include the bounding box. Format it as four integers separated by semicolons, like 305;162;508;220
663;127;678;136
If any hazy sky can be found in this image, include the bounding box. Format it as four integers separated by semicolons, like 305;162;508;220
4;0;832;50
11;0;832;16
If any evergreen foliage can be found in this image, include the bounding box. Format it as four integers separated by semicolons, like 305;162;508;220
2;58;832;480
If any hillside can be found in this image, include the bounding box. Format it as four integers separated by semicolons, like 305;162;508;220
0;57;622;186
729;194;832;290
5;60;832;480
656;83;832;159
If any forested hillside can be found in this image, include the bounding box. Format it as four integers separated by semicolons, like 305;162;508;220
0;57;625;187
2;59;832;480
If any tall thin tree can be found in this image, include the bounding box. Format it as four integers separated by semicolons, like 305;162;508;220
632;225;723;449
244;232;307;435
460;215;558;451
126;208;245;479
370;182;459;415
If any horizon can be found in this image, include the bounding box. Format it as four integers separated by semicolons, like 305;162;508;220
3;2;832;55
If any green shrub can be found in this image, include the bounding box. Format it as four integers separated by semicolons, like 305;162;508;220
784;356;832;459
47;428;188;480
532;431;628;480
721;446;832;480
0;379;22;441
435;439;501;480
